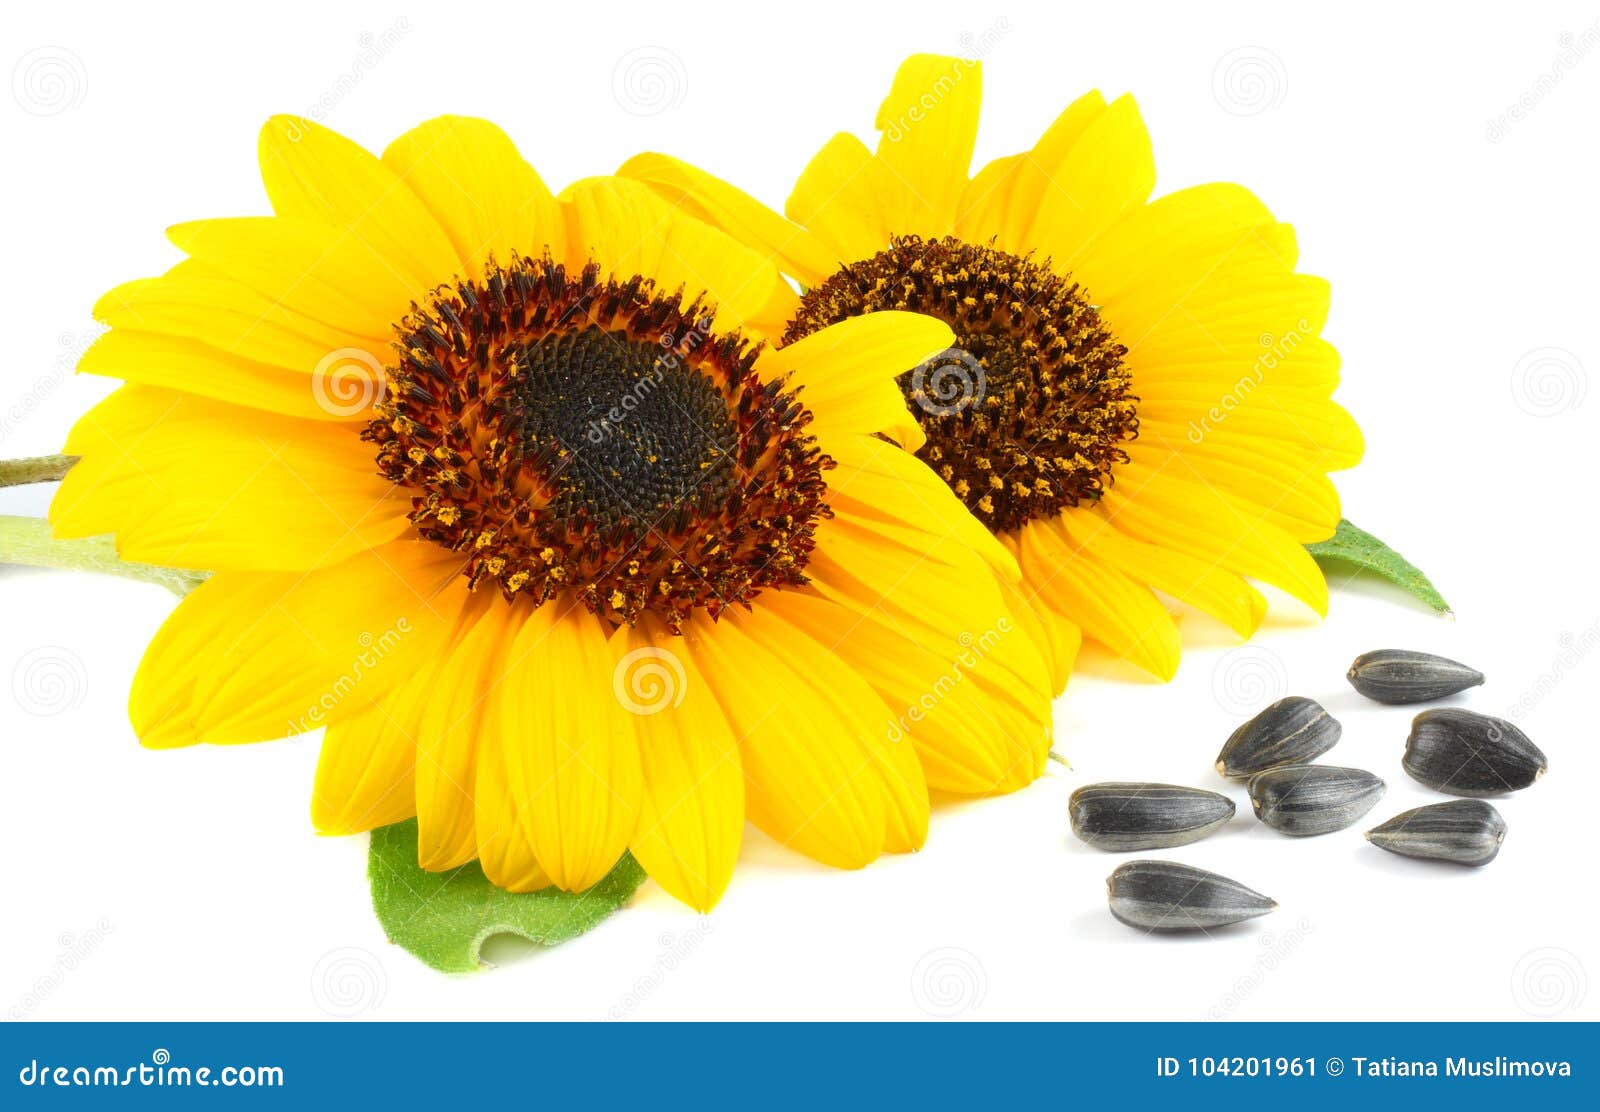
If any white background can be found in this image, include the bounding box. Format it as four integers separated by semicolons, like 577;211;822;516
1;0;1596;1021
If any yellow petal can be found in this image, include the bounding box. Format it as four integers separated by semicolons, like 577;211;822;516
774;591;1050;795
257;115;461;291
786;133;891;266
313;673;435;835
565;176;794;336
53;387;408;572
688;606;928;867
1102;464;1331;615
382;115;566;281
1025;94;1155;267
620;617;744;911
617;152;836;287
78;330;365;422
1017;516;1181;680
94;262;387;374
762;311;952;449
129;540;467;749
1059;507;1267;638
413;595;516;872
168;217;421;342
872;54;983;237
487;602;643;891
957;89;1109;249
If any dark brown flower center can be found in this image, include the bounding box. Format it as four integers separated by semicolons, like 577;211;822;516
365;256;831;630
785;235;1138;534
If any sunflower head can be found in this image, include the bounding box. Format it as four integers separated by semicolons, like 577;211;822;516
785;234;1138;533
368;254;829;629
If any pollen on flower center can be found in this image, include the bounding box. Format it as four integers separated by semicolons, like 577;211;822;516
364;255;832;630
784;235;1139;534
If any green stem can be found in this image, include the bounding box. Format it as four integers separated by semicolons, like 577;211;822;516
0;515;206;596
0;454;78;487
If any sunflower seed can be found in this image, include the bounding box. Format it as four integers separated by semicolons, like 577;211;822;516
1366;800;1507;866
1247;764;1386;835
1106;860;1276;931
1069;783;1235;851
1347;649;1484;704
1403;708;1548;796
1214;696;1341;779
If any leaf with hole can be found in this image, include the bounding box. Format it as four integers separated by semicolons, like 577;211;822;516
368;819;646;974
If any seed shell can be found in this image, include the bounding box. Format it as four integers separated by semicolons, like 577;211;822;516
1215;696;1341;779
1347;649;1484;704
1069;783;1235;851
1365;800;1507;866
1247;764;1387;836
1403;709;1548;796
1106;860;1276;931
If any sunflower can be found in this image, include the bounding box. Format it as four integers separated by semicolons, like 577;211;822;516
51;115;1057;910
621;54;1364;681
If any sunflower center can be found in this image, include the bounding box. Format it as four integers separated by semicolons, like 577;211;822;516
785;235;1138;534
513;327;738;526
364;256;831;630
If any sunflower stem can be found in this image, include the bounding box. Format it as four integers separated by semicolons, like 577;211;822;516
0;515;207;596
0;453;77;487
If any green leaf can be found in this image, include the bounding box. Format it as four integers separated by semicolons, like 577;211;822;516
368;819;647;973
1307;519;1451;614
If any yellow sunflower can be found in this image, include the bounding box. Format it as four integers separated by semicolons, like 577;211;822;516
621;54;1364;681
51;114;1056;911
